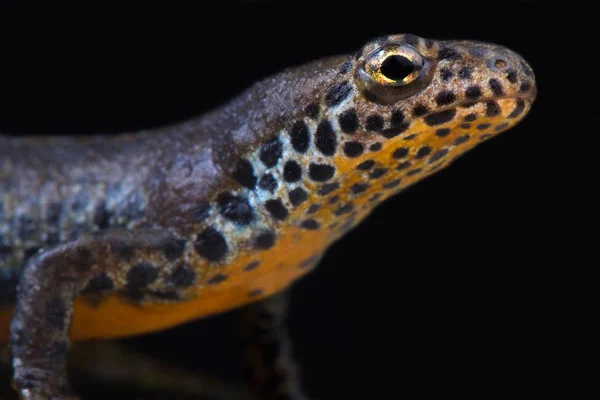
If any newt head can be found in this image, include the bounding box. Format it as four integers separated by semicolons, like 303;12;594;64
288;33;537;210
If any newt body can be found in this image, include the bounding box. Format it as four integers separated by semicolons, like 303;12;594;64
0;34;535;399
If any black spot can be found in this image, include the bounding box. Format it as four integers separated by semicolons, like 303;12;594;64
413;104;429;116
92;202;110;228
429;149;449;163
403;34;419;45
365;115;384;131
16;215;37;241
489;78;504;95
306;103;319;120
82;273;114;293
301;219;320;230
334;203;354;216
479;134;493;141
325;81;353;107
435;128;451;137
520;82;531;92
486;100;501;117
283;161;302;183
477;123;491;130
217;192;255;225
22;247;38;261
440;67;453;81
244;261;261;271
46;296;67;330
460;123;471;129
350;183;369;194
258;174;278;193
416;146;432;159
127;262;159;290
407;168;422;176
318;182;339;196
452;135;470;146
207;274;228;285
306;204;321;214
328;195;340;205
435;90;456;106
495;123;509;132
508;98;526;118
233;159;257;190
309;163;335;182
265;199;289;220
289;188;308;206
339;109;359;133
392;147;409;159
170;264;196;287
381;123;409;138
424;109;456;126
464;114;477;122
343;141;364;157
465;85;482;99
357;160;375;170
391;109;405;126
383;179;401;189
458;67;472;79
506;69;518;83
254;231;276;250
194;227;229;262
461;102;478;108
315;120;337;156
438;47;461;60
161;238;186;262
259;137;283;168
290;121;310;153
369;143;382;151
248;289;264;297
369;168;388;180
339;59;352;74
396;161;412;171
190;202;211;223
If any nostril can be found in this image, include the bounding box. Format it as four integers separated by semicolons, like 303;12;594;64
494;58;507;68
489;56;509;71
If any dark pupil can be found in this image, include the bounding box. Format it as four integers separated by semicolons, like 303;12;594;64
380;55;415;81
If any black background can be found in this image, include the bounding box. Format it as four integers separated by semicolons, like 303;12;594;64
0;1;557;398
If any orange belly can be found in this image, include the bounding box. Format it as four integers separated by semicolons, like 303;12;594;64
0;225;332;342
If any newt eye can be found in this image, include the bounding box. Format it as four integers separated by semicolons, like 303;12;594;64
380;55;417;82
367;46;423;85
356;44;433;104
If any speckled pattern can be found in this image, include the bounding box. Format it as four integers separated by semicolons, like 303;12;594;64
0;33;535;399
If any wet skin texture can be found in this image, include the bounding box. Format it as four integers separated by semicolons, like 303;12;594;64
0;33;536;399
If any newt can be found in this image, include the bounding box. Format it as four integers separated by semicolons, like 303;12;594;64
0;33;536;399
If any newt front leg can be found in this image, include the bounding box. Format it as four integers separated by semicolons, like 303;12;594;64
11;228;192;399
